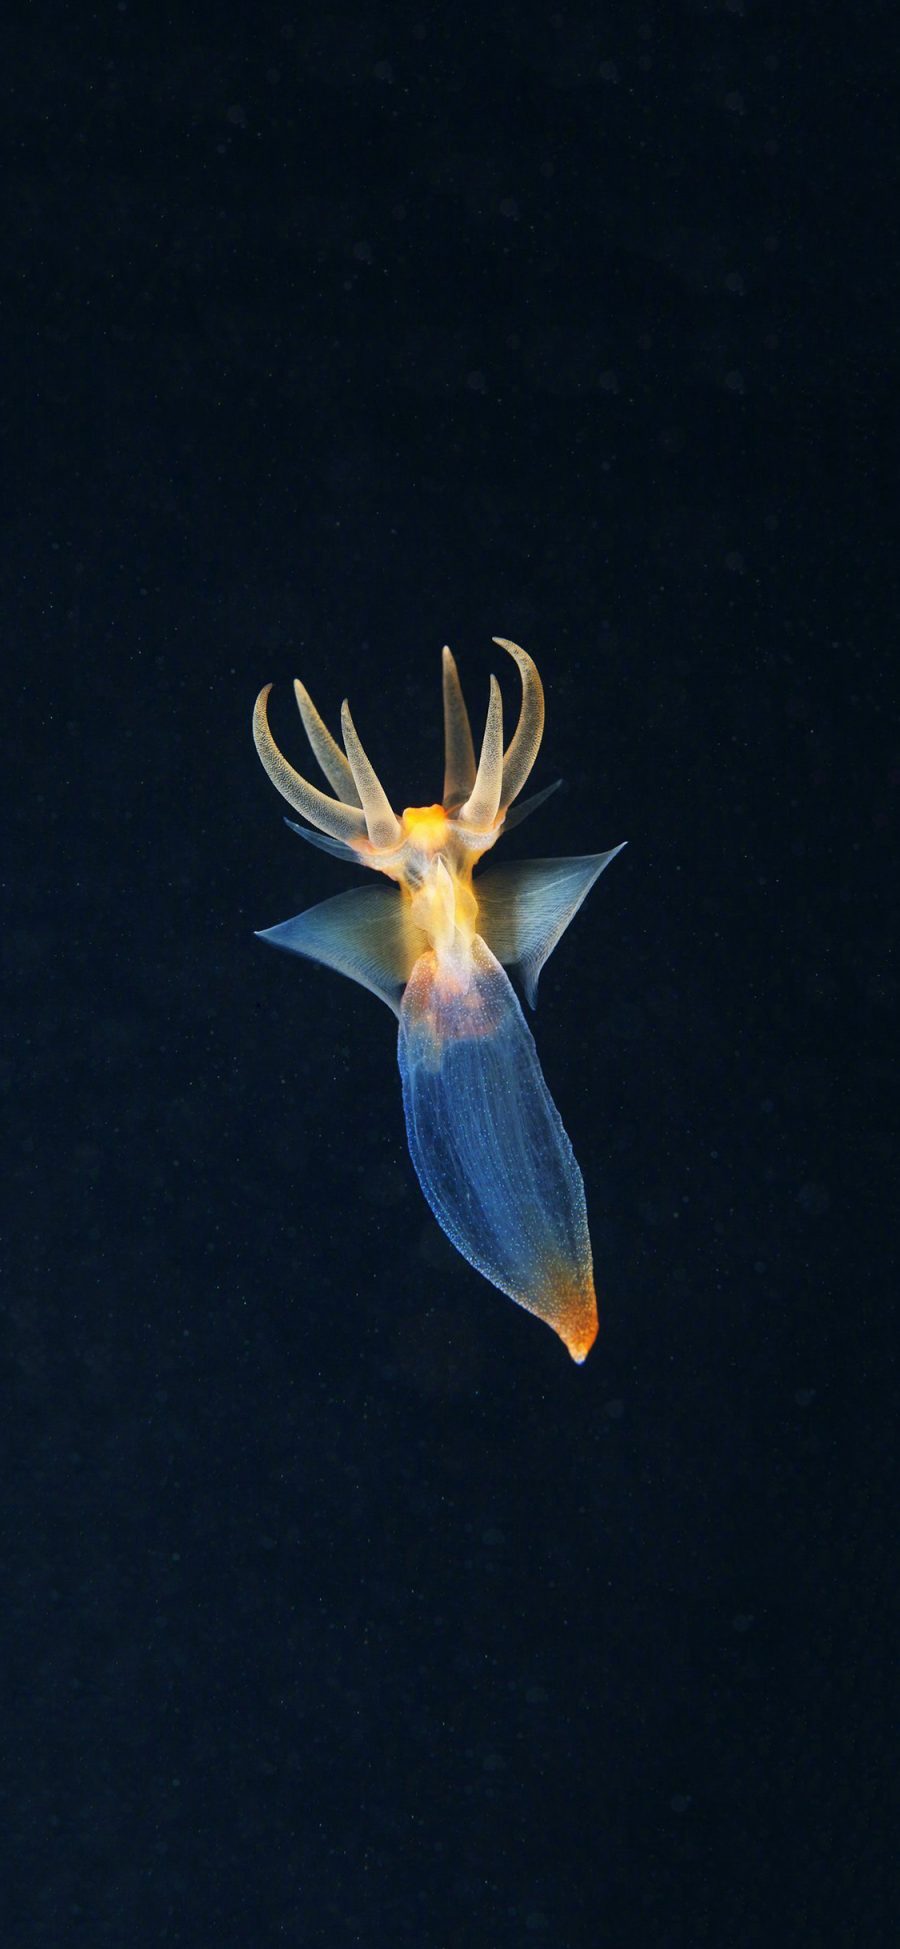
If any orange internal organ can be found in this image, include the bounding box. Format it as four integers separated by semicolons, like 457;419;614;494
401;803;449;849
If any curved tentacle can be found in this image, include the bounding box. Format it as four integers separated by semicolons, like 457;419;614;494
340;700;403;850
494;638;545;812
293;679;362;805
252;686;368;844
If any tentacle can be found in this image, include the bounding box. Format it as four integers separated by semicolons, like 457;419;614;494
253;687;368;843
293;679;362;805
441;645;477;808
340;700;403;850
494;638;545;812
459;675;504;832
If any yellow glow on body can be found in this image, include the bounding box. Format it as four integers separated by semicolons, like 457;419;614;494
404;852;479;962
401;803;449;848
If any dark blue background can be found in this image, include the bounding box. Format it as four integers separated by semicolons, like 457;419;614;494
5;4;894;1945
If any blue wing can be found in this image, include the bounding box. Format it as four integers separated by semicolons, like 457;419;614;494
397;936;598;1361
257;884;424;1015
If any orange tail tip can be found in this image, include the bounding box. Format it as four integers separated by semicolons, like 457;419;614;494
553;1283;599;1364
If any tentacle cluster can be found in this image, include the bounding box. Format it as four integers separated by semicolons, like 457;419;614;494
253;638;546;853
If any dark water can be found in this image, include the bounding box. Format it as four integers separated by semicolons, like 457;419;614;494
5;7;894;1946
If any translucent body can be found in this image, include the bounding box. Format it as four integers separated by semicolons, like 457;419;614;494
253;639;624;1361
399;938;597;1361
